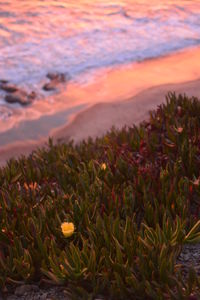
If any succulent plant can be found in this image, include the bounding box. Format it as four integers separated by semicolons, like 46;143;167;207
1;93;200;298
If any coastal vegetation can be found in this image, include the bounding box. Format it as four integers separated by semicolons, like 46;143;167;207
1;93;200;299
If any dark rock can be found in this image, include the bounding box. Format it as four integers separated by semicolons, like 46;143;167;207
46;72;66;82
176;242;200;281
0;83;18;93
0;79;9;84
4;286;72;300
15;284;39;296
43;81;57;91
29;91;37;99
43;72;70;92
5;90;34;105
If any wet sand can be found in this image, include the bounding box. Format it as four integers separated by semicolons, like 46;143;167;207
1;46;200;166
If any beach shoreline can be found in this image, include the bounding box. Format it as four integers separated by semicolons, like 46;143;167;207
0;78;200;167
1;46;200;166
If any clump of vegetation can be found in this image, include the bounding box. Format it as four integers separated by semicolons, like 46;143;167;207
1;93;200;299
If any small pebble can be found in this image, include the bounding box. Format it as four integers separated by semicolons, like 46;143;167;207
15;284;39;296
40;292;48;300
7;296;18;300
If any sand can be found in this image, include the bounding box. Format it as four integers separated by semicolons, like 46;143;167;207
0;78;200;167
52;78;200;143
0;46;200;166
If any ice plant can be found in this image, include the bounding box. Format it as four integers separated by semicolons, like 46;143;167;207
61;222;75;237
2;93;200;298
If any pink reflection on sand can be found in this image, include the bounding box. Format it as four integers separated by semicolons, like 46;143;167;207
0;46;200;136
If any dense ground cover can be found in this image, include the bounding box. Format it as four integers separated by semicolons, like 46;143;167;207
1;93;200;299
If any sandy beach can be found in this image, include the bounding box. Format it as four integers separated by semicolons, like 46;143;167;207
52;77;200;142
0;46;200;166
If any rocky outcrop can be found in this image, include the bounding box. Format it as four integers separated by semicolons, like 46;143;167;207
43;72;70;91
43;81;58;91
46;72;66;82
0;71;70;106
0;83;18;93
0;80;37;106
5;90;36;105
0;79;9;84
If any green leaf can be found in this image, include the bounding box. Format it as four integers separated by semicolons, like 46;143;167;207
184;220;200;241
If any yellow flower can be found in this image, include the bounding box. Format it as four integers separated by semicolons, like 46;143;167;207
61;222;75;237
101;163;106;170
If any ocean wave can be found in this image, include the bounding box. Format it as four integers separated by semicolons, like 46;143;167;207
0;0;200;90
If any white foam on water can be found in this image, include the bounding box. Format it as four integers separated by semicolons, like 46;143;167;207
0;0;200;88
0;0;200;123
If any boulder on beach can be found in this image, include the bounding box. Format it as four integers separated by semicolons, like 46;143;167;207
43;71;70;91
46;72;66;82
5;90;36;105
0;83;18;93
43;81;58;91
0;79;9;84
